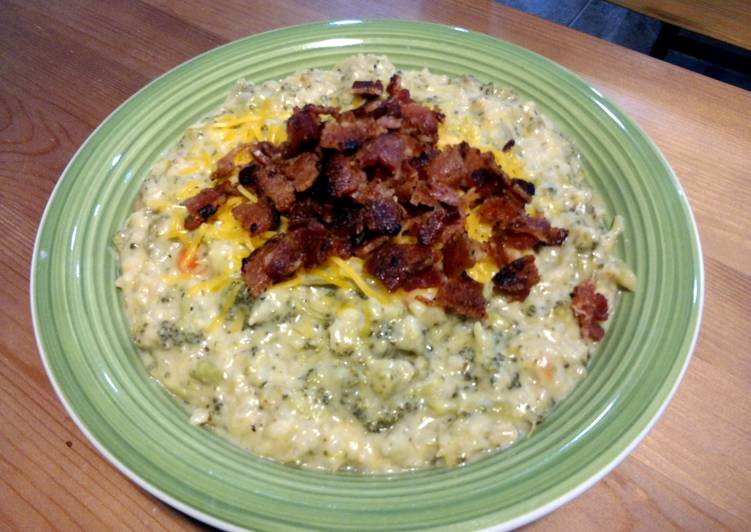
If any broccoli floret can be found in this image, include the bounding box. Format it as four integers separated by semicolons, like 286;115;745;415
158;321;204;349
190;360;223;385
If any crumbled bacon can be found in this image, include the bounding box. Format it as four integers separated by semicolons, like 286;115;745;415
190;77;572;317
211;143;251;180
416;207;461;246
492;255;540;301
376;115;402;129
232;199;279;235
400;102;444;142
364;243;435;292
212;179;240;197
287;198;326;230
508;216;568;246
501;233;540;250
298;224;352;266
477;196;523;227
483;234;510;267
250;141;280;166
352;80;384;96
285;104;330;157
511;178;535;200
281;152;320;192
363;198;402;236
410;180;460;208
470;167;511;198
436;273;487;318
241;226;351;297
425;146;466;188
386;74;411;103
183;188;227;230
328;202;365;241
442;232;475;278
320;114;383;152
572;279;609;341
238;163;259;188
326;153;367;198
252;167;296;212
241;233;306;296
357;133;405;172
355;235;389;258
398;267;444;291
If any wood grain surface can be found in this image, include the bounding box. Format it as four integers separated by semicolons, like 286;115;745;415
1;0;749;529
609;0;751;50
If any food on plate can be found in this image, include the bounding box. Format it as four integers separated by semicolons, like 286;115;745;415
114;55;635;472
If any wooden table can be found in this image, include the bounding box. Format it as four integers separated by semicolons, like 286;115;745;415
609;0;751;51
2;1;749;529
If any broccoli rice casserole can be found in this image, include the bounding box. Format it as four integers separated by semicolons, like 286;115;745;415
114;55;635;472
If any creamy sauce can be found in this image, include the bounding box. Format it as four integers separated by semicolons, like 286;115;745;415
114;55;634;472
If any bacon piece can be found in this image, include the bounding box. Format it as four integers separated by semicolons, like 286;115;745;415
352;80;384;96
326;153;367;199
492;255;540;301
320;115;382;152
398;267;443;291
508;216;568;246
285;104;328;157
386;74;412;103
425;145;466;188
415;207;462;245
400;102;444;141
483;234;510;267
376;115;402;129
470;167;511;198
358;178;396;203
511;178;535;201
357;133;405;172
371;98;403;120
436;273;487;319
364;243;435;292
213;179;240;197
355;235;389;258
287;198;327;230
211;143;251;180
298;224;352;266
416;208;447;245
183;188;226;230
253;167;296;212
281;151;320;192
352;98;383;118
502;233;540;250
477;196;524;227
363;197;402;236
241;226;352;296
572;279;609;341
328;201;365;244
460;142;496;173
442;231;475;278
232;199;279;235
409;180;460;208
241;233;306;296
238;163;259;188
250;141;281;166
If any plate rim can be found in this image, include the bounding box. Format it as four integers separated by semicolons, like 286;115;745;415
30;18;705;531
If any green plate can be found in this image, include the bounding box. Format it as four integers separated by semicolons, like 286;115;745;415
32;20;703;530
